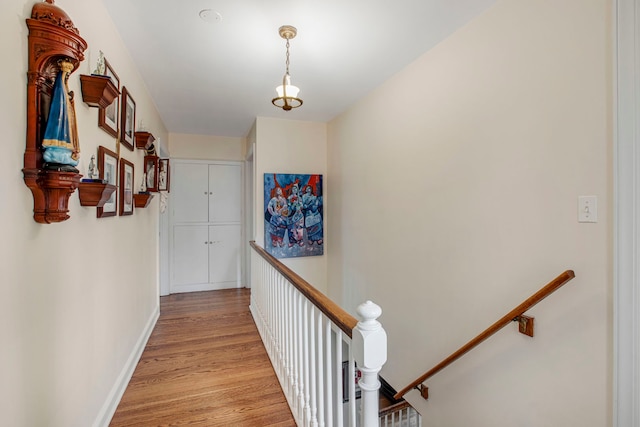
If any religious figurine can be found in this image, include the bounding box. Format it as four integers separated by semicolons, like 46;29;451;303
145;143;156;157
87;154;98;180
146;161;155;189
140;173;148;193
42;59;80;171
158;161;167;190
92;50;105;75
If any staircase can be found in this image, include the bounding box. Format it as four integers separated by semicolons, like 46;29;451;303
378;378;422;427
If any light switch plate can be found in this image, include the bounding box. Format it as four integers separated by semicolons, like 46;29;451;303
578;196;597;223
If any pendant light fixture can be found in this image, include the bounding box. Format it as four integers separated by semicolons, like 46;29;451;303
272;25;303;111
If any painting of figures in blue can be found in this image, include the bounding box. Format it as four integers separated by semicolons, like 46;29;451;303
264;173;323;259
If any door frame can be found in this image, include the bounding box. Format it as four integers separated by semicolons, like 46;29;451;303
244;143;255;288
614;0;640;425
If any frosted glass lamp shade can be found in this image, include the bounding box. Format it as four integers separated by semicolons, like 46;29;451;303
275;83;300;98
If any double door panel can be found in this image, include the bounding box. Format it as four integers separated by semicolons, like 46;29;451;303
170;161;242;293
172;163;241;224
172;224;241;289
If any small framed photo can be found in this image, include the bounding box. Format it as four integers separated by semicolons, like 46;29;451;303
98;59;119;138
120;86;136;151
97;145;118;218
158;158;170;192
144;155;159;192
119;157;134;216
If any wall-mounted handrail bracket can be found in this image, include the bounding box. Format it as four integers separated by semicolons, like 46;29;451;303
513;315;535;337
415;384;429;400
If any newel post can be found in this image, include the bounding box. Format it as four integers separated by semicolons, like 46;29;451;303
353;300;387;427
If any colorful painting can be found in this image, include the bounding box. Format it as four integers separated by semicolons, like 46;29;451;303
264;173;323;259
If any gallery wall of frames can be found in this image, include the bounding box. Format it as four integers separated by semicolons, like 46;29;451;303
22;1;168;223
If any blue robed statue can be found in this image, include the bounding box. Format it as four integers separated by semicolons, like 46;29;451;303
42;59;80;170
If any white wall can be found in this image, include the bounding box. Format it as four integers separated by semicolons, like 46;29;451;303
168;132;245;161
0;0;168;426
254;117;328;292
327;0;611;425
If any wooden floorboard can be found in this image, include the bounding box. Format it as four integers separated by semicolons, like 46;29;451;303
109;288;296;427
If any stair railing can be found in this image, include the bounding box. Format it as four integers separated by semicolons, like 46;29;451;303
379;401;422;427
394;270;576;401
249;241;387;427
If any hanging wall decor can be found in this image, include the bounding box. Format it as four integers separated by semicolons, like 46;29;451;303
119;157;134;216
144;155;159;192
23;0;87;223
120;86;136;151
264;173;323;259
96;145;118;218
158;158;170;192
97;58;120;138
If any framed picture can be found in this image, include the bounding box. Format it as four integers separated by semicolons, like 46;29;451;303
158;158;170;192
119;157;134;216
144;155;159;192
120;86;136;151
97;145;118;218
98;59;119;138
264;173;324;259
342;361;362;403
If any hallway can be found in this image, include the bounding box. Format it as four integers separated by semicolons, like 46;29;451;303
109;288;295;426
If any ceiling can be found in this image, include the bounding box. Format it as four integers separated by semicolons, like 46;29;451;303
101;0;497;138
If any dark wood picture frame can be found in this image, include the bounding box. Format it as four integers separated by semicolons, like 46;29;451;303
98;59;119;138
97;145;118;218
158;158;170;192
120;86;136;151
119;157;134;216
144;155;159;192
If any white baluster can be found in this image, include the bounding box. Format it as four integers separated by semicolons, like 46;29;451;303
335;330;343;427
353;301;387;427
278;276;285;379
303;300;311;426
309;307;318;427
348;347;356;427
288;285;296;401
325;318;333;427
296;291;304;419
317;313;325;427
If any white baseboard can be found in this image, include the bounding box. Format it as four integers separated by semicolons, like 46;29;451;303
92;305;160;427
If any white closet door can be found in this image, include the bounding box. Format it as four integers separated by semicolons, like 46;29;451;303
209;224;241;287
208;164;241;223
172;163;209;223
172;225;209;288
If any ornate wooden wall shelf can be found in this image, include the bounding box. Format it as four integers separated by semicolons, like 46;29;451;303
133;193;154;208
134;131;155;150
24;0;88;224
79;74;119;108
78;182;116;207
23;169;82;223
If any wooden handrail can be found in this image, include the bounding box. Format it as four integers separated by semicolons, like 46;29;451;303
250;241;358;337
393;270;576;400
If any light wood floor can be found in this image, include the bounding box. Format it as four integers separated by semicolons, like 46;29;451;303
109;288;296;427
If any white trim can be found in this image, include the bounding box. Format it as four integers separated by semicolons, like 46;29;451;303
244;144;255;288
159;198;171;296
614;0;640;425
92;306;160;427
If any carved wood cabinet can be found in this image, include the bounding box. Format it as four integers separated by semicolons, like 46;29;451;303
23;0;87;223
